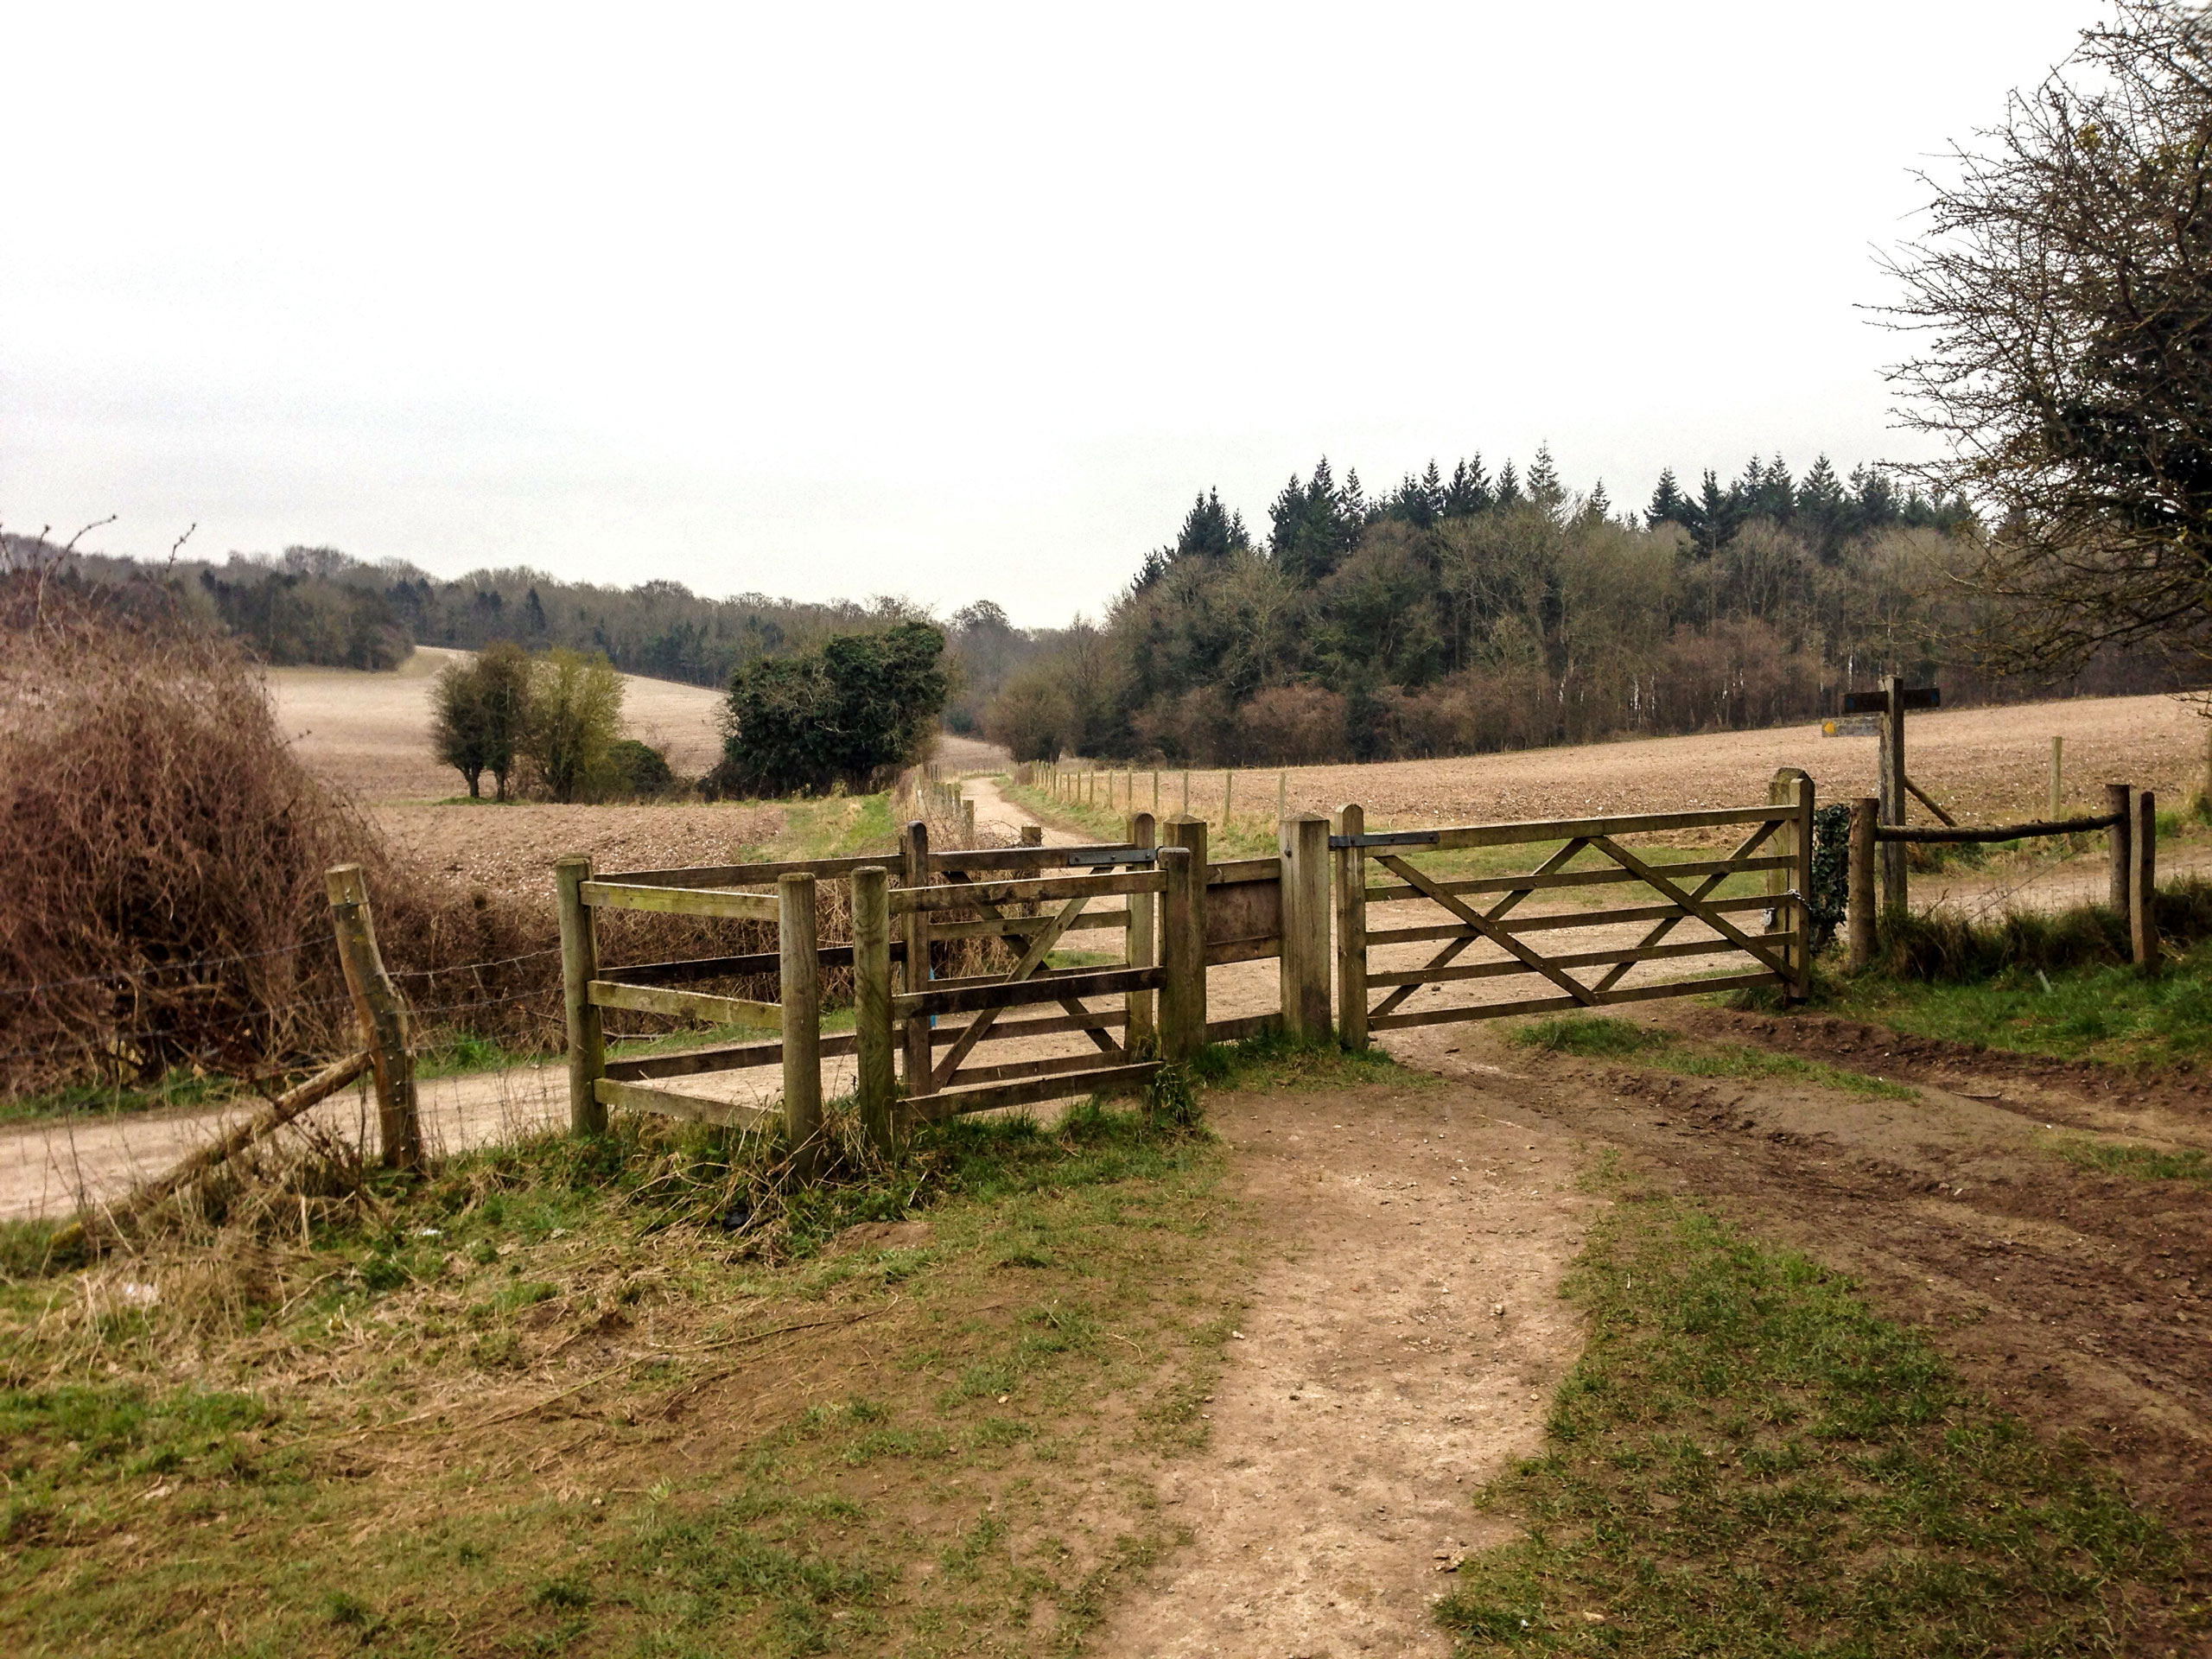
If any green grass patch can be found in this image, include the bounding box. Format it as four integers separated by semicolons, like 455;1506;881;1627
2053;1137;2212;1185
0;1066;247;1128
1512;1015;1916;1099
0;1089;1249;1656
1437;1195;2195;1655
1834;934;2212;1068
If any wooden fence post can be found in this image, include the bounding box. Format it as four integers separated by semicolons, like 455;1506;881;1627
2050;735;2063;819
853;865;894;1154
1279;815;1331;1041
1333;804;1367;1049
1161;817;1209;1053
554;855;607;1137
1019;823;1043;847
325;864;423;1167
899;820;935;1100
1847;798;1878;972
1223;770;1234;828
1879;671;1908;914
1159;845;1203;1062
1181;769;1191;817
2132;787;2160;973
1792;772;1815;1001
961;798;976;847
779;873;823;1170
1127;811;1158;1052
2107;782;2133;912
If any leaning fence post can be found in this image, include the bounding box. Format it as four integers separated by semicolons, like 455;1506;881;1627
853;866;894;1153
554;855;607;1137
1159;845;1203;1062
779;873;823;1171
1127;811;1158;1052
1280;815;1332;1040
2131;787;2160;973
899;820;935;1100
326;864;423;1168
1847;798;1878;972
1333;804;1368;1049
2107;782;2133;913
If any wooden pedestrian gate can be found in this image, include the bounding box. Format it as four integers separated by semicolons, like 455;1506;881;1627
1332;778;1813;1046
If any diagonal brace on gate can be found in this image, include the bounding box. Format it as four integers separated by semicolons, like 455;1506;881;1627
940;870;1124;1058
931;891;1095;1087
1371;843;1600;1013
1589;817;1780;994
1367;839;1588;1019
1582;835;1793;982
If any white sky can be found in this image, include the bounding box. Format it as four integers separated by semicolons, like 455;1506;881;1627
3;2;2096;627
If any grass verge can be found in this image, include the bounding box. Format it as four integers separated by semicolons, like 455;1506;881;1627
0;1091;1249;1656
1437;1192;2201;1655
2052;1136;2212;1185
1512;1014;1916;1100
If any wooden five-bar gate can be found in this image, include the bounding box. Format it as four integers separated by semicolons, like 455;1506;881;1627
556;778;1814;1152
1332;774;1814;1045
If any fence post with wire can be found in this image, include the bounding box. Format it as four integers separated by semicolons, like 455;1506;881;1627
324;863;423;1168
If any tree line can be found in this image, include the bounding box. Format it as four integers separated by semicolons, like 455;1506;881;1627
980;448;2196;765
3;537;913;689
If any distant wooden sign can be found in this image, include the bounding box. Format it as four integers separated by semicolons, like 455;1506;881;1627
1821;715;1879;738
1842;686;1940;715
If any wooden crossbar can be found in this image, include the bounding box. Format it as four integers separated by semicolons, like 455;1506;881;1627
1421;804;1794;849
1365;970;1778;1033
604;1032;858;1082
898;966;1161;1018
1376;853;1599;1008
1364;931;1789;988
593;1076;779;1130
893;871;1165;912
907;1061;1161;1123
1363;854;1793;906
935;870;1124;1061
580;880;779;920
588;980;782;1028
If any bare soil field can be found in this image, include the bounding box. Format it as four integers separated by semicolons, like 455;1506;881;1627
377;801;787;900
1104;691;2212;830
267;647;727;802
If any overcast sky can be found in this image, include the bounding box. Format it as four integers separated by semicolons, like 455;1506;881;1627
4;3;2097;627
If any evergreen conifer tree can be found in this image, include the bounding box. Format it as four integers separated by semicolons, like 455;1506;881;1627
1526;443;1564;512
1646;467;1688;527
1495;460;1522;509
1444;455;1493;517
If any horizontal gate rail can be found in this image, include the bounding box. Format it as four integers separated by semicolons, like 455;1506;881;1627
898;964;1163;1018
1363;931;1790;988
908;1061;1163;1123
1363;853;1792;906
578;880;779;920
604;1030;861;1083
1367;971;1781;1033
593;1076;779;1131
587;980;782;1027
893;869;1166;912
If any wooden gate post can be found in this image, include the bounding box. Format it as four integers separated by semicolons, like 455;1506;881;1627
1161;815;1210;1051
2107;782;2133;912
554;855;607;1137
1019;823;1043;847
326;864;423;1168
961;798;976;847
1879;672;1909;913
853;865;895;1154
2131;787;2160;973
1764;769;1815;1002
779;873;823;1171
1127;811;1158;1052
1847;798;1878;971
1159;845;1203;1062
1279;815;1332;1041
1333;804;1368;1049
899;820;935;1101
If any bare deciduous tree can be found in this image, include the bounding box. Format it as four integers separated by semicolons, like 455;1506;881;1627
1887;1;2212;672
